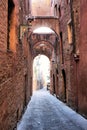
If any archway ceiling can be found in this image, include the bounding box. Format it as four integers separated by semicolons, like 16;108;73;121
33;41;53;49
27;16;60;58
30;33;57;46
32;46;52;59
29;33;57;58
32;40;53;58
31;17;59;35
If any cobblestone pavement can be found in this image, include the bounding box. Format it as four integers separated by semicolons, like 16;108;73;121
17;89;87;130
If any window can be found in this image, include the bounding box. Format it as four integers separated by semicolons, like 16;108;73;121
60;32;64;63
58;5;61;17
54;4;57;16
67;20;72;44
66;0;68;4
7;0;15;50
60;32;63;42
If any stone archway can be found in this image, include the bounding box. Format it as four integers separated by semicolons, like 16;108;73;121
27;20;60;96
31;17;59;35
33;55;50;92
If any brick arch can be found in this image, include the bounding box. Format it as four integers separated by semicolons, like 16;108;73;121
31;17;59;36
32;39;54;59
33;54;50;61
32;45;53;59
29;17;59;62
29;33;57;47
33;40;54;49
33;52;51;60
33;51;52;60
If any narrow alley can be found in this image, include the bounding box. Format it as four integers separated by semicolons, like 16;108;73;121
17;89;87;130
1;0;87;129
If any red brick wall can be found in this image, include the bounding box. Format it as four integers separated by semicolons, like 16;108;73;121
69;0;80;110
67;0;87;117
57;0;73;103
0;0;7;51
77;0;87;116
0;0;32;129
55;0;87;118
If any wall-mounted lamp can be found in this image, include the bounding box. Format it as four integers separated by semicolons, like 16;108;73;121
74;54;80;62
19;25;29;39
19;14;34;40
74;52;80;62
27;14;34;27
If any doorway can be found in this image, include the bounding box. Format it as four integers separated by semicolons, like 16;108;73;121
33;55;50;93
62;69;66;102
53;74;56;94
56;69;59;96
24;74;28;107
